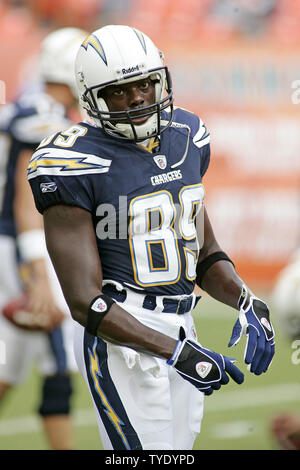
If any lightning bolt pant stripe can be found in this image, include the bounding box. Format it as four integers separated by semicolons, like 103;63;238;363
83;331;142;450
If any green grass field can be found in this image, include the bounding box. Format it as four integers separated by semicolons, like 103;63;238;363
0;292;298;450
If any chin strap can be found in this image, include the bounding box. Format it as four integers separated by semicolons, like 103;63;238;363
115;113;158;141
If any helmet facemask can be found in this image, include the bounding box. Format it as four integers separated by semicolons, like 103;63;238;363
81;66;173;142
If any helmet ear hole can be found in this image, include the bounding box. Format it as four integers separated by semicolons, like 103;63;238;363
149;72;164;102
96;88;104;100
98;97;109;113
154;81;163;103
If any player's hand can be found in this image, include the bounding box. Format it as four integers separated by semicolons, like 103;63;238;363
228;296;275;375
167;327;244;395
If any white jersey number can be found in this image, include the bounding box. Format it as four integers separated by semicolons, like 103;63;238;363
129;184;204;287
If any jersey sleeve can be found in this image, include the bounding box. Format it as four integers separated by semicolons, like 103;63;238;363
191;116;210;177
10;112;71;149
172;108;211;177
28;145;112;214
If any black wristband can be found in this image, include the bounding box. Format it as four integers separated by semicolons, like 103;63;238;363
196;251;235;288
86;294;115;337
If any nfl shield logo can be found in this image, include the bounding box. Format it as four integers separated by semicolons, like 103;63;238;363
195;361;212;378
153;154;167;170
92;298;107;313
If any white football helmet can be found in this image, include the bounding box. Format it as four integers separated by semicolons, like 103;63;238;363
272;248;300;339
74;25;173;142
39;27;88;98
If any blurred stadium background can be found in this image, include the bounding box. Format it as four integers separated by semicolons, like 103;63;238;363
0;0;299;450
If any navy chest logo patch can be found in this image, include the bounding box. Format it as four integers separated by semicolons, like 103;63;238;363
153;154;167;170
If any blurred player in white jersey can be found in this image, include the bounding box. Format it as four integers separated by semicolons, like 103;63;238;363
0;27;87;449
28;25;275;450
271;248;300;450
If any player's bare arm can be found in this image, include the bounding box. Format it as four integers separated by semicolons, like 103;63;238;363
196;206;275;374
43;204;177;359
196;206;251;308
14;148;64;322
14;149;43;232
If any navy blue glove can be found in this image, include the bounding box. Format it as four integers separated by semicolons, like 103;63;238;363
228;294;275;375
167;328;244;395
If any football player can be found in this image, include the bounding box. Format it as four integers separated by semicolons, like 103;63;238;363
28;25;275;450
271;248;300;450
0;27;87;450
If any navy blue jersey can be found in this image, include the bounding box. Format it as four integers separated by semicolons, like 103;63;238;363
0;92;71;237
28;107;210;296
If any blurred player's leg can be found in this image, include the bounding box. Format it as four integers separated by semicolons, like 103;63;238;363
35;321;77;450
38;371;74;450
0;313;75;449
0;236;76;449
42;414;74;450
0;236;33;388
